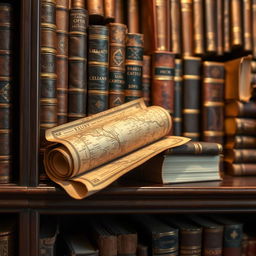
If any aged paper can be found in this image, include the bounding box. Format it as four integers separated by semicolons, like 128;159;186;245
44;99;190;199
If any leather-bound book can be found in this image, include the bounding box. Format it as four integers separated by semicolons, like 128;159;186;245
68;1;88;121
126;0;139;33
137;244;148;256
182;56;201;141
125;33;143;102
108;23;127;108
181;0;193;56
104;0;115;23
253;0;256;58
142;55;151;106
224;0;231;53
173;59;183;136
86;0;104;24
151;51;175;115
188;215;223;256
160;216;202;256
193;0;204;55
247;236;256;256
40;217;59;256
231;0;243;47
114;0;124;24
205;0;217;54
226;162;256;176
225;149;256;163
225;101;256;117
88;25;109;115
0;2;13;183
225;118;256;135
217;0;224;55
225;56;252;102
251;60;256;72
56;0;69;125
225;136;256;149
170;0;182;55
202;62;225;144
130;214;178;256
243;0;252;52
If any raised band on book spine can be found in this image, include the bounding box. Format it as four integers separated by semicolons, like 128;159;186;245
174;59;183;136
125;33;143;102
87;0;104;24
142;55;151;106
183;57;201;141
231;0;243;47
0;2;13;183
108;23;127;108
56;0;69;125
243;0;252;52
68;2;88;121
88;25;109;115
224;0;231;53
126;0;139;33
202;62;225;144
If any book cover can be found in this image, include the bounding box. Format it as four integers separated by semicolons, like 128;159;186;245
225;118;256;136
225;136;256;149
225;101;256;117
142;55;151;106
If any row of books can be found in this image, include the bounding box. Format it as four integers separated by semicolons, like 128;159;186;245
40;214;256;256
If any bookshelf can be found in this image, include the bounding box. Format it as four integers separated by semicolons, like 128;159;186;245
2;0;255;255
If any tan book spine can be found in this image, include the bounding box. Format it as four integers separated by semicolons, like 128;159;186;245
87;0;104;24
114;0;124;23
243;0;252;51
104;0;115;23
252;0;256;58
193;0;204;55
127;0;139;33
224;0;231;52
231;0;243;47
181;0;193;56
217;0;224;55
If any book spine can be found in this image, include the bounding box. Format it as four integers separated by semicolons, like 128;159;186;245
0;3;13;183
217;0;224;55
205;0;217;53
226;163;256;176
193;0;204;55
253;0;256;58
173;59;183;136
40;0;57;144
225;136;256;149
137;244;148;256
243;0;252;52
180;229;202;256
115;0;124;23
88;25;109;115
126;0;139;33
203;227;223;256
87;0;104;24
56;0;69;125
104;0;115;23
170;0;182;55
68;3;88;121
202;62;225;144
117;234;138;256
180;0;193;56
225;102;256;117
231;0;243;47
224;0;231;53
125;33;143;102
109;23;127;108
225;118;256;135
182;57;201;141
142;55;151;106
152;51;175;115
225;149;256;163
0;233;15;256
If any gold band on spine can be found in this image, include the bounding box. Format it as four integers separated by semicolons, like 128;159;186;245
88;61;109;66
183;132;200;137
88;90;109;95
203;101;224;107
174;77;182;81
0;129;11;133
109;91;125;95
41;47;57;54
89;35;109;40
68;113;86;118
69;57;87;61
41;23;57;29
69;31;87;35
203;61;224;66
124;90;142;96
183;75;201;79
174;117;182;122
41;73;57;79
203;78;224;83
204;131;224;136
153;76;173;81
125;60;143;66
183;109;200;114
68;88;87;92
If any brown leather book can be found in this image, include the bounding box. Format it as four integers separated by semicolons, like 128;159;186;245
56;0;69;125
104;0;115;23
182;56;201;141
225;118;256;135
217;0;224;55
226;162;256;176
231;0;243;48
243;0;252;52
205;0;217;54
225;149;256;163
0;2;13;183
225;136;256;149
225;56;252;102
247;236;256;256
202;61;225;144
170;0;182;55
137;244;148;256
114;0;124;24
88;25;109;115
225;101;256;117
68;2;88;121
224;0;231;53
86;0;104;24
193;0;204;55
142;55;151;106
181;0;193;56
125;33;143;102
251;60;256;72
126;0;139;33
151;51;175;115
108;23;127;108
173;59;183;136
253;0;256;58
